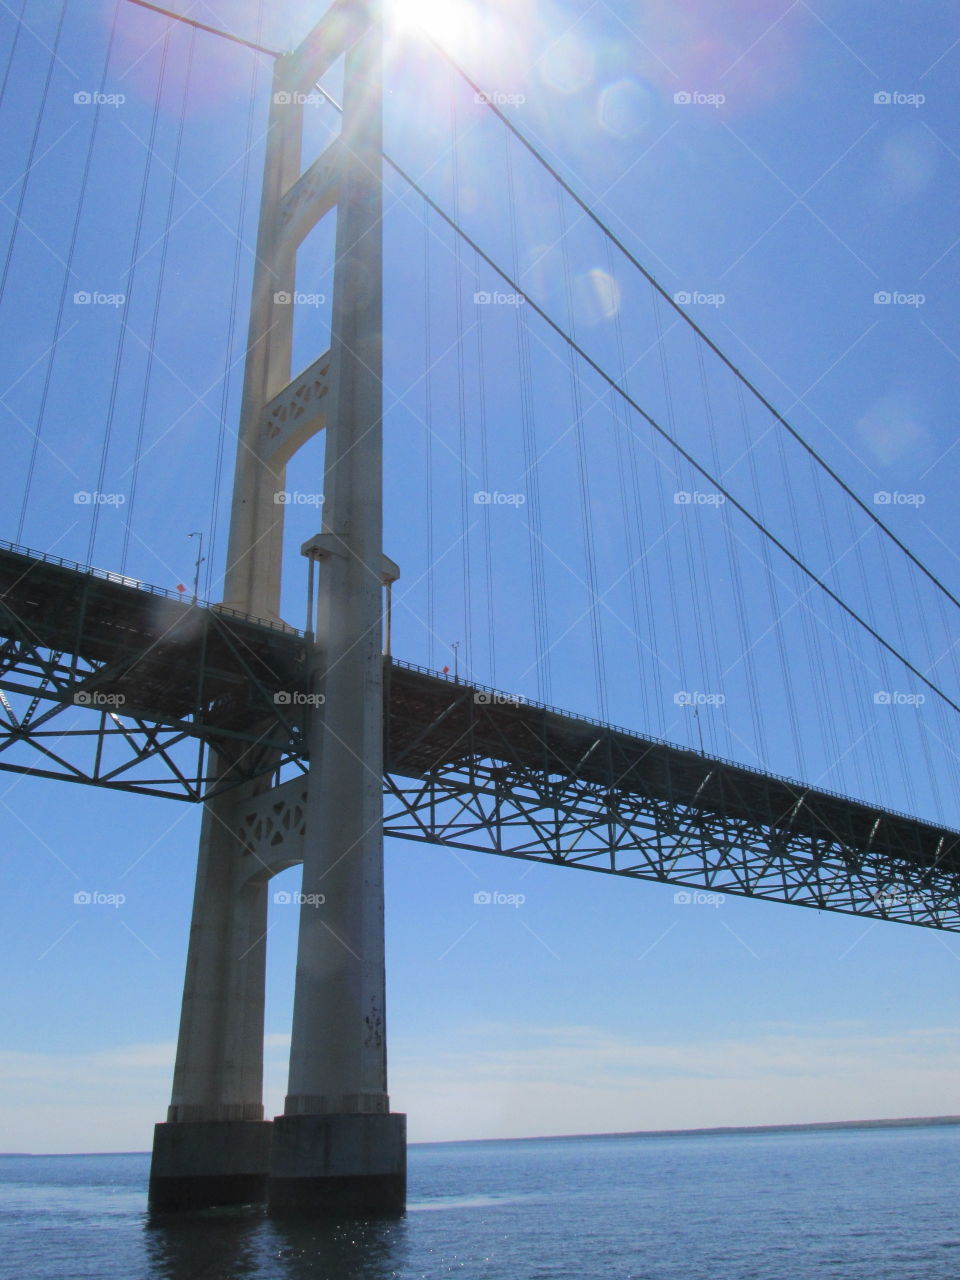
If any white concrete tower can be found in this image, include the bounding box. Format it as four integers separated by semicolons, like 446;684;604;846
149;0;404;1215
269;0;406;1213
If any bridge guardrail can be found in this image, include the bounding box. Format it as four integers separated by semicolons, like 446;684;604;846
0;538;305;639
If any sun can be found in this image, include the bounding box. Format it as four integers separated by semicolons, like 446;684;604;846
393;0;470;47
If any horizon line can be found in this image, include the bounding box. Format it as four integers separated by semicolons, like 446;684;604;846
5;1113;960;1157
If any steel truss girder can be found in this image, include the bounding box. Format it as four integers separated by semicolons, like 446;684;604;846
383;758;960;933
3;542;960;931
0;567;308;801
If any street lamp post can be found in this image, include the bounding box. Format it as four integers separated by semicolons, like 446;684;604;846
187;531;205;603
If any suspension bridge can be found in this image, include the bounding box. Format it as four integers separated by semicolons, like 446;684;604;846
1;0;958;1217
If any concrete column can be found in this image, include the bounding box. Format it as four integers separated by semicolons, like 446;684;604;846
268;2;406;1216
221;63;301;622
149;785;273;1209
149;55;300;1212
165;792;268;1120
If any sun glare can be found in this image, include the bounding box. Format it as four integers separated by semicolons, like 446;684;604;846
394;0;469;48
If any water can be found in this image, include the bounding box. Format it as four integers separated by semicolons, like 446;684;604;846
2;1125;959;1279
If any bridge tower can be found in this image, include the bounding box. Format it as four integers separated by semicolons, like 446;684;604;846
149;0;406;1216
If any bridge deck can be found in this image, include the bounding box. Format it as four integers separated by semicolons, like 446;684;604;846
1;541;959;918
0;539;305;725
385;661;960;873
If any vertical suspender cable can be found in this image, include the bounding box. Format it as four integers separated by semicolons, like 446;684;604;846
838;490;889;800
605;237;654;734
688;339;731;754
122;26;196;572
205;3;268;598
0;0;29;118
450;100;473;673
737;381;807;776
804;454;847;784
700;344;769;765
768;393;851;789
16;0;120;544
475;248;496;684
557;189;606;720
652;292;690;724
88;20;170;564
0;0;69;310
505;136;551;701
423;202;436;667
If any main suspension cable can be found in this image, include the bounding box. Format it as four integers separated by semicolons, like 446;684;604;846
122;0;280;57
382;150;960;720
314;76;960;719
428;37;960;618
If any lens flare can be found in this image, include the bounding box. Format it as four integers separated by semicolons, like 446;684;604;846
394;0;469;46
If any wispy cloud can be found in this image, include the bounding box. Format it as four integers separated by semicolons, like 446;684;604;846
5;1022;955;1152
388;1022;960;1142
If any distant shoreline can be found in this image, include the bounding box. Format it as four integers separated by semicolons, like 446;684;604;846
416;1114;960;1147
4;1114;960;1157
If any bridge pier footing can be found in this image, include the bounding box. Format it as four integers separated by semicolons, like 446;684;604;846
267;1113;406;1217
147;1116;407;1216
148;1119;273;1211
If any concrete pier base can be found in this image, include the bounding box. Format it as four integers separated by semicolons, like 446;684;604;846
267;1114;406;1217
148;1120;273;1211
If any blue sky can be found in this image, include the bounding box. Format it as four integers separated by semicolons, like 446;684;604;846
2;0;960;1152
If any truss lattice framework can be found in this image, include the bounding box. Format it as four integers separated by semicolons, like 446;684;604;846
3;541;960;931
384;766;960;932
382;664;960;933
0;541;308;800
